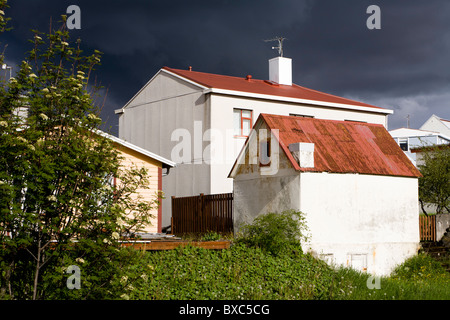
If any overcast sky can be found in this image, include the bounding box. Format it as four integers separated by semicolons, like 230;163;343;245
2;0;450;134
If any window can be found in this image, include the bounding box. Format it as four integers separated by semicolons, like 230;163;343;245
234;109;253;137
289;113;314;118
259;140;271;166
399;138;408;151
344;119;367;123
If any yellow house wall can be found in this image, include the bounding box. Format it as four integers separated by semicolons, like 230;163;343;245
115;143;162;233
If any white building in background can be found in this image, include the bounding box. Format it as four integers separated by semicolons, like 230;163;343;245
116;56;393;228
389;114;450;166
389;127;450;166
420;114;450;137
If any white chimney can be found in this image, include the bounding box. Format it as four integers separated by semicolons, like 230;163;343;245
269;56;292;86
288;142;314;168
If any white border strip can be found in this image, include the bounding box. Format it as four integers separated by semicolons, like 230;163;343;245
204;88;393;115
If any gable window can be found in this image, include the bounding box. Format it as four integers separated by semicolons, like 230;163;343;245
399;138;408;151
234;109;253;137
259;140;271;166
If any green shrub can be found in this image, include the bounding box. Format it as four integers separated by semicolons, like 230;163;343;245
36;244;151;300
332;253;450;300
237;210;309;255
391;253;448;281
200;231;222;241
133;243;335;300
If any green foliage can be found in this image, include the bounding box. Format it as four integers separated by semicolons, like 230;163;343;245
116;221;449;301
0;0;11;34
333;253;450;300
200;231;222;241
391;253;448;282
125;247;449;300
40;245;151;300
237;210;309;255
0;20;157;299
418;145;450;214
132;244;335;300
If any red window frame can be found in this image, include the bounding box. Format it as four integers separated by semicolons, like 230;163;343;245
234;109;253;137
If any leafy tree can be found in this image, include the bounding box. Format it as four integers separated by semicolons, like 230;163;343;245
0;0;10;34
0;18;157;299
418;145;450;215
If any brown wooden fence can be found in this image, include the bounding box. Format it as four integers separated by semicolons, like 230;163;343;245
419;215;436;242
171;193;233;234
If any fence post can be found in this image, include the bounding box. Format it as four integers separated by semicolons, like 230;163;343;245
171;196;176;234
430;215;436;241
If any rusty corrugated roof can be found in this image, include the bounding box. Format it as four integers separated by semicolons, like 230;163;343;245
162;67;386;110
261;114;422;177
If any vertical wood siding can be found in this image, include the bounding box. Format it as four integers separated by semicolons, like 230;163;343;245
172;193;233;234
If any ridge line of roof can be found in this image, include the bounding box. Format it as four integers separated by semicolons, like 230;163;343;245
162;66;388;112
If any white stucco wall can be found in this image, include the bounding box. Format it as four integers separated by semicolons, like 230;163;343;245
233;168;420;276
232;120;300;230
299;172;420;276
233;172;300;231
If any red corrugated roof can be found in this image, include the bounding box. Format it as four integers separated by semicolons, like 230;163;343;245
260;114;421;177
162;67;383;110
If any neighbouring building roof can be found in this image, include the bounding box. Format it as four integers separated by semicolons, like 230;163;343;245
440;117;450;129
419;114;450;133
95;130;176;169
244;114;422;178
159;67;392;114
389;127;450;141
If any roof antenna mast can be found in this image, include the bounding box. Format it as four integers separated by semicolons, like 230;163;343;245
264;36;287;57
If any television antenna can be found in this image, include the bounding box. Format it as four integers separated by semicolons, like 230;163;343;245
2;64;12;80
264;36;287;57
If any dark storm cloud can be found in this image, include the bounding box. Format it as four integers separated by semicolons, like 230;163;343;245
2;0;450;132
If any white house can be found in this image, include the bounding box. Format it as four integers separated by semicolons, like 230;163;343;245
229;114;422;276
389;127;450;166
116;56;393;228
420;114;450;137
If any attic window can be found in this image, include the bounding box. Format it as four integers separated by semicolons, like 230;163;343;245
259;140;271;167
234;109;253;137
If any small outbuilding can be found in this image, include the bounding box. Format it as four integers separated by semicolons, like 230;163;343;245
229;114;422;276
